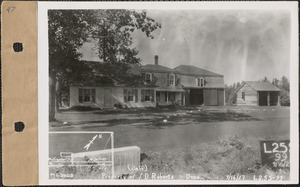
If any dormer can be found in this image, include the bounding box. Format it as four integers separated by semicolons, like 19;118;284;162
196;77;205;87
167;74;175;86
145;72;152;84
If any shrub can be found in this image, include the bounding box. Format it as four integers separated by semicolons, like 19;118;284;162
280;91;290;106
139;136;289;180
69;106;100;111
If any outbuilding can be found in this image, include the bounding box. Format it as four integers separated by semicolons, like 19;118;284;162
236;81;281;106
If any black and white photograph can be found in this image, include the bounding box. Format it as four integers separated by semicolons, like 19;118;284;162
38;1;298;185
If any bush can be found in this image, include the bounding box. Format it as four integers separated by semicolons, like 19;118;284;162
280;91;290;106
69;106;101;111
228;93;237;105
138;136;290;180
114;102;128;109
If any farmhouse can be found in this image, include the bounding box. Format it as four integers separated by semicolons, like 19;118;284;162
236;81;281;106
69;55;225;108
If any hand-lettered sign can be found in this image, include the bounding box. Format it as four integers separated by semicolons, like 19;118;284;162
259;140;290;169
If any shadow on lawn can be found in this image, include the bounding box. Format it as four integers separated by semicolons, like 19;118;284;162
79;111;261;129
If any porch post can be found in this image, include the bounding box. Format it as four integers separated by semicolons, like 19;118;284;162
277;92;281;106
167;92;169;103
267;92;270;106
224;89;225;106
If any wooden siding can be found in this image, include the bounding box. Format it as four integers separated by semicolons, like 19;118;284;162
237;84;258;105
181;75;202;88
70;86;184;108
218;89;225;106
203;89;218;106
270;92;279;106
185;89;190;106
203;89;224;106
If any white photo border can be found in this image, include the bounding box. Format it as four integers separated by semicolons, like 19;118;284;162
38;1;299;185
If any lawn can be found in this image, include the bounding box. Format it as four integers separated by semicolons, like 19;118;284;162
49;106;290;180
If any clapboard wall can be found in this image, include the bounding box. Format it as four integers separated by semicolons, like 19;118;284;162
236;84;258;105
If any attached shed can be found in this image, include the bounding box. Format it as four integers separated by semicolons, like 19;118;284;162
236;81;281;106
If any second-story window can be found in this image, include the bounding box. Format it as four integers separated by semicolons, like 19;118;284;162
197;77;205;87
145;73;152;84
167;74;175;86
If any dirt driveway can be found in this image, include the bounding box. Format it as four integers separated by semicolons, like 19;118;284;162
49;106;290;156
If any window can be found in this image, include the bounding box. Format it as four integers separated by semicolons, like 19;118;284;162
156;92;161;102
79;88;96;103
242;92;245;101
145;73;152;84
128;89;134;102
124;89;138;103
167;74;175;86
197;77;205;87
165;92;175;102
145;90;151;101
141;89;154;102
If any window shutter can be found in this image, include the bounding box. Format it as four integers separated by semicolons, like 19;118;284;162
135;89;138;103
91;89;96;103
142;73;145;83
167;74;170;86
152;75;158;85
141;89;145;102
165;92;168;102
151;90;154;102
175;75;180;86
79;88;83;103
124;89;128;103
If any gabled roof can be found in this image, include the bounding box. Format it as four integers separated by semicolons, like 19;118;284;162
174;65;223;77
237;81;281;92
141;64;176;73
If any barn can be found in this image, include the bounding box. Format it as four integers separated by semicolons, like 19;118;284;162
236;81;281;106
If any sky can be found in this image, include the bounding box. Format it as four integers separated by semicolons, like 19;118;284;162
79;9;291;85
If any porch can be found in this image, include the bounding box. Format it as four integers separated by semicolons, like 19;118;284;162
155;90;185;107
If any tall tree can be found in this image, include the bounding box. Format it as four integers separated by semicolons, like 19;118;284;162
259;76;270;83
48;10;161;121
272;78;279;87
90;9;161;64
48;10;94;121
279;76;290;106
279;76;290;91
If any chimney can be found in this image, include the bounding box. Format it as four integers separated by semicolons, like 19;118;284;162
154;55;158;65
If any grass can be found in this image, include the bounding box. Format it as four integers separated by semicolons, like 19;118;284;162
49;135;290;180
51;109;260;128
138;135;290;180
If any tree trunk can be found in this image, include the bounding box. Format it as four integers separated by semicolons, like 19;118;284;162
49;73;57;122
55;80;60;112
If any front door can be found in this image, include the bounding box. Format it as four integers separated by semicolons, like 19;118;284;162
104;88;111;107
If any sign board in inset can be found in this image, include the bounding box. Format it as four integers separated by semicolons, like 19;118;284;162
259;140;290;170
48;132;114;179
